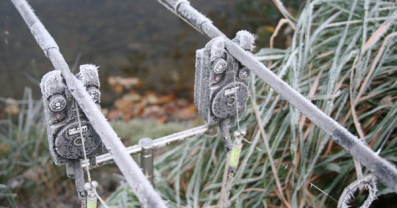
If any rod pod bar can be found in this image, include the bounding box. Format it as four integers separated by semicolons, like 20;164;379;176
82;125;209;169
157;0;397;192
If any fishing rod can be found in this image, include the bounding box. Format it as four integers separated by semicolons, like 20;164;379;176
157;0;397;193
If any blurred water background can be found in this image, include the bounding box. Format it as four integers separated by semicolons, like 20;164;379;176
0;0;299;106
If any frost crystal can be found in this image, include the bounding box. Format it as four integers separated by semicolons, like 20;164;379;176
338;174;378;208
234;30;255;51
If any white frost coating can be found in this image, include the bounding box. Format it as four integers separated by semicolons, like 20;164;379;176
177;3;211;29
173;0;189;11
337;174;377;208
11;0;166;207
158;0;223;38
210;39;225;62
40;70;64;97
234;30;255;51
159;0;222;39
79;64;100;88
30;22;59;56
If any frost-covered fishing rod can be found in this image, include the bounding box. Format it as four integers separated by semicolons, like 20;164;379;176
157;0;397;192
11;0;167;207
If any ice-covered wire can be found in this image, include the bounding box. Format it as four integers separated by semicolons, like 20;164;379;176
232;56;241;130
94;190;108;208
77;103;110;208
11;0;166;206
75;101;92;183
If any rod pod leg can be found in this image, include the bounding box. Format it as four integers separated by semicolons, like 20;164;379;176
71;160;86;199
139;138;154;187
219;119;232;152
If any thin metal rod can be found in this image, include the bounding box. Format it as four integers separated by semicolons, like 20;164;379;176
157;0;397;192
82;125;209;168
11;0;166;206
153;124;208;149
139;138;154;186
83;145;141;168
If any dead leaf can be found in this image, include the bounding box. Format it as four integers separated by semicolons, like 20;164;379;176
4;98;19;115
23;167;43;181
176;98;189;107
142;92;159;105
111;84;123;95
380;95;393;106
106;109;123;121
107;76;142;89
0;144;9;152
7;175;24;189
174;105;198;120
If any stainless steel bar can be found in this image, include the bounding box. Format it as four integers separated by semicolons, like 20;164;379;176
11;0;166;206
139;138;154;186
157;0;397;192
82;125;209;168
151;125;208;149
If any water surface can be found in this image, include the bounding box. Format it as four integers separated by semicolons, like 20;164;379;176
0;0;288;105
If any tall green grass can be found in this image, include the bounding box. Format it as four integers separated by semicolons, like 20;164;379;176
106;0;397;207
0;87;56;207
